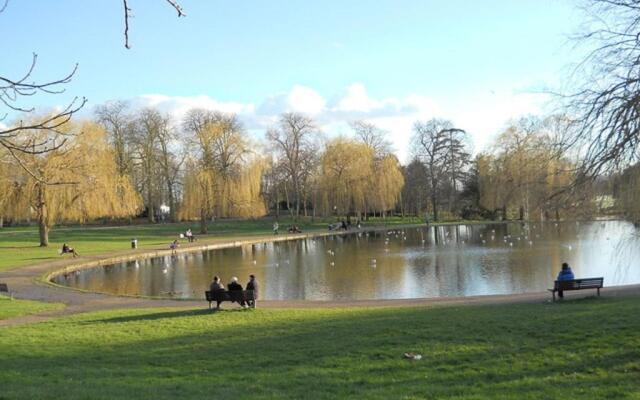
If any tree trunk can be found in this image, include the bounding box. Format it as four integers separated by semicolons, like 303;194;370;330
431;192;438;222
0;216;3;228
39;219;49;247
519;206;524;221
37;185;49;247
200;208;208;234
168;183;176;222
284;184;294;219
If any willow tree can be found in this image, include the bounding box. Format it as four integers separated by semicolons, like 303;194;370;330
180;161;217;233
319;138;374;217
180;157;266;232
616;164;640;223
228;159;268;218
370;155;405;217
181;110;265;232
4;121;141;246
352;121;403;218
478;117;583;221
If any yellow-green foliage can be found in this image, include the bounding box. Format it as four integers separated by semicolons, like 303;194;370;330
180;115;266;221
1;121;142;227
319;137;374;215
369;154;404;214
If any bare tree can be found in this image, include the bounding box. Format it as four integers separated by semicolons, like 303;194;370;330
412;119;461;221
122;0;186;48
131;108;165;222
562;0;640;178
267;113;320;220
350;120;392;158
95;101;135;177
1;0;188;180
0;53;85;181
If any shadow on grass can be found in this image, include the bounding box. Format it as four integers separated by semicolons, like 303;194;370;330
80;307;254;324
0;297;638;399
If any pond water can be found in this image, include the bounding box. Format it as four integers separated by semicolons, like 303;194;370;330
52;220;640;300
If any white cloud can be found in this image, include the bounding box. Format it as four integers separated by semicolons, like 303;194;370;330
127;83;549;163
130;94;253;125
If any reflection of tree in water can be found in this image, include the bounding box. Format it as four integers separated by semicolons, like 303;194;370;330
612;229;640;283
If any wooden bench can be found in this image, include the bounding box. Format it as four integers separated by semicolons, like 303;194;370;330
205;290;256;309
548;277;603;301
0;283;12;300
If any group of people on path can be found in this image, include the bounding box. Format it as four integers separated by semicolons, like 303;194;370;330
328;218;361;231
272;222;302;235
210;274;259;309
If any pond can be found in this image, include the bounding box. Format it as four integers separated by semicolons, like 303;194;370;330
52;220;640;301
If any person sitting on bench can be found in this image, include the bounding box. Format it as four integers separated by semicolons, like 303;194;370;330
556;262;575;298
245;274;258;308
209;275;225;309
60;243;79;258
210;275;224;292
227;276;246;307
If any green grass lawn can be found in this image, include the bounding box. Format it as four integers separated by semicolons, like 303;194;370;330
0;295;64;320
0;216;425;272
1;296;638;399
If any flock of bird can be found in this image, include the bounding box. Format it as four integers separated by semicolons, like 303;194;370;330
153;222;584;274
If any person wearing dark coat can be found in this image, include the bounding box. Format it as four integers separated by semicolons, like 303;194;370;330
209;276;225;309
228;276;246;307
209;276;224;292
246;274;259;308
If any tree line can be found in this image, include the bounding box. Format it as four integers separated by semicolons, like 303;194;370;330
2;98;615;247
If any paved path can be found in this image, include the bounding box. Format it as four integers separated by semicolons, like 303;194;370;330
2;226;639;328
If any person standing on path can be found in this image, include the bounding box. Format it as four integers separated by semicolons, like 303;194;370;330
273;221;279;235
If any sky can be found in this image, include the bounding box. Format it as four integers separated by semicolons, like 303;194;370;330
0;0;588;162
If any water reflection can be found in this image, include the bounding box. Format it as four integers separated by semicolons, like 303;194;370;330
54;220;640;300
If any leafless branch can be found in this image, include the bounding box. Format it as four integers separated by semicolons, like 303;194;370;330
166;0;186;17
122;0;186;49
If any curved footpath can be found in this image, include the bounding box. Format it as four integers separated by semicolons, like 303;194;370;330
2;225;639;328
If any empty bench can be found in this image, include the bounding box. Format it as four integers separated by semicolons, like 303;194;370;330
205;290;256;309
549;277;603;301
0;283;12;300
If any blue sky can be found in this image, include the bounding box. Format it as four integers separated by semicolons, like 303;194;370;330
1;0;586;160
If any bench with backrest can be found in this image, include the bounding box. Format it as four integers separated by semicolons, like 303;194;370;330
0;283;12;300
205;290;255;309
549;277;603;301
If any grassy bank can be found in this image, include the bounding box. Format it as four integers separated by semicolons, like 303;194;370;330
0;216;425;272
0;295;64;320
0;295;638;399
